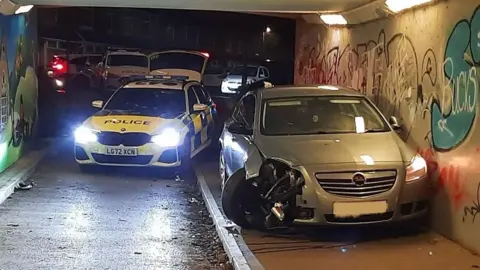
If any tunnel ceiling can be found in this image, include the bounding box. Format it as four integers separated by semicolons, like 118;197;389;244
17;0;373;13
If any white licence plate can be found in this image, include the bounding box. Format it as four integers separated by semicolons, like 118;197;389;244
333;201;388;218
105;147;138;156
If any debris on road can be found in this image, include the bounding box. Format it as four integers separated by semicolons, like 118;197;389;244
183;184;231;269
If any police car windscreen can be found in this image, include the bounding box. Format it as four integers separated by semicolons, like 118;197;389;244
105;88;186;117
107;55;148;67
150;53;203;72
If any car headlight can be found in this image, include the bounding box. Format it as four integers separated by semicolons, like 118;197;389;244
152;128;181;147
405;154;427;182
74;126;98;144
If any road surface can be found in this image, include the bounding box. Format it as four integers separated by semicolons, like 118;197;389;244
0;140;224;270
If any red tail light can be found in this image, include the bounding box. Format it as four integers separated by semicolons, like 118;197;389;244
49;56;68;75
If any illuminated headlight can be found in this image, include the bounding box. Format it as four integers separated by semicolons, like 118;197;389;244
405;154;427;182
74;126;98;144
152;128;181;147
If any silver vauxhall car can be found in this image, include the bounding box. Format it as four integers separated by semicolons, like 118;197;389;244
219;85;431;229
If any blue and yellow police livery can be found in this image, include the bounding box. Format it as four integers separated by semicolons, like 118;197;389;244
74;75;217;170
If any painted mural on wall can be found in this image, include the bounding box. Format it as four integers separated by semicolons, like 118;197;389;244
0;12;38;173
295;2;480;252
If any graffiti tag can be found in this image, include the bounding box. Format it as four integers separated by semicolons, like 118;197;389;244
463;182;480;223
431;6;480;151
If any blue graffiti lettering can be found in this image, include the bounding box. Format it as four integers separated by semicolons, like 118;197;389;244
431;6;480;151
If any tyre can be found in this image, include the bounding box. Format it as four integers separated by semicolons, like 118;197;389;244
222;169;266;229
178;137;196;182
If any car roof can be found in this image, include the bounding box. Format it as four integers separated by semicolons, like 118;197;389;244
123;80;185;90
258;85;365;99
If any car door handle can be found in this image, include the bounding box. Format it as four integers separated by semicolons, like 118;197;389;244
231;135;237;141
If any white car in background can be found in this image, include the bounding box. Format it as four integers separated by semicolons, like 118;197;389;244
221;65;270;94
149;50;210;83
98;50;149;92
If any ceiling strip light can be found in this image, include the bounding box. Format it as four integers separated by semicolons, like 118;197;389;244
320;14;348;25
15;5;34;15
385;0;433;13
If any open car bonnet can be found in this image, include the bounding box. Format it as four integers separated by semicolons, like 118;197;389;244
148;50;209;82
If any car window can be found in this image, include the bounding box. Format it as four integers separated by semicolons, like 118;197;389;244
70;56;87;65
193;85;208;104
232;94;255;128
261;96;389;136
187;86;198;110
259;68;265;78
243;95;255;128
107;54;148;67
104;88;186;116
263;68;270;78
229;66;257;77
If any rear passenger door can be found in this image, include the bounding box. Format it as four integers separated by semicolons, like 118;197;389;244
187;85;209;154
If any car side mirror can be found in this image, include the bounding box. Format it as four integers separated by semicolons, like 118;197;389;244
193;103;208;112
227;122;253;136
389;116;402;132
92;100;103;109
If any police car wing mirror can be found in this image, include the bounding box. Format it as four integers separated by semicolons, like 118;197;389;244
92;100;103;109
193;103;208;112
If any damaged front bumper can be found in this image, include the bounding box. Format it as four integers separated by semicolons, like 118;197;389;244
291;162;431;225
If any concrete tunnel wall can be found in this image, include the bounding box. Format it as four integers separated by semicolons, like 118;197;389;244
294;0;480;254
0;10;39;173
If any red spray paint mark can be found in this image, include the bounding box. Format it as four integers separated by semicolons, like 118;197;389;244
417;148;466;210
437;165;465;210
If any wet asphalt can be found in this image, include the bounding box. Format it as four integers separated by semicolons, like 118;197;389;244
0;139;225;270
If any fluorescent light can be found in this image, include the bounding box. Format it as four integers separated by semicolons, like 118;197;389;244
15;5;34;14
320;14;347;25
385;0;432;13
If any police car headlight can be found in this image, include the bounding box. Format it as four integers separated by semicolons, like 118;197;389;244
74;126;98;144
152;128;181;147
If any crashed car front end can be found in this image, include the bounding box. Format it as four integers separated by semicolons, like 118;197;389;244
224;141;431;229
220;91;432;230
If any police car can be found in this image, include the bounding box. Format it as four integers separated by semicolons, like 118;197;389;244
74;75;217;172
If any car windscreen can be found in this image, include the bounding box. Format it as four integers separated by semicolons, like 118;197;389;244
105;88;186;117
261;96;390;136
107;54;148;67
150;52;204;72
229;66;257;77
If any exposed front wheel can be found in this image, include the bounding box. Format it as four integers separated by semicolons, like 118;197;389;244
221;169;267;230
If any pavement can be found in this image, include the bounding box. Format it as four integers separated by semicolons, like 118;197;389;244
0;139;228;270
196;154;480;270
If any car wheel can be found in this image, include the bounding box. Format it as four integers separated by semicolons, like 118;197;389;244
178;137;196;183
222;169;268;230
219;149;227;189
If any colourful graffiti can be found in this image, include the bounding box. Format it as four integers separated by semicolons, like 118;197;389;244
431;6;480;152
0;11;38;172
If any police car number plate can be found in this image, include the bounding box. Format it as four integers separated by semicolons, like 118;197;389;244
105;147;138;156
